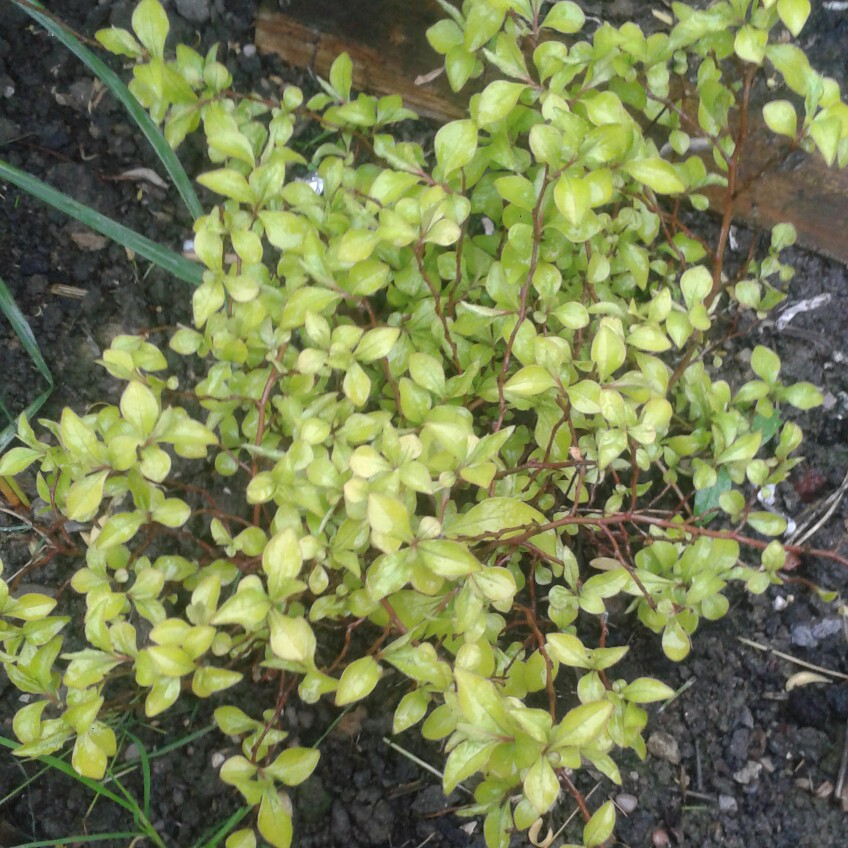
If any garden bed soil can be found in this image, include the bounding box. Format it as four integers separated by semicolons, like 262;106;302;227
1;1;847;846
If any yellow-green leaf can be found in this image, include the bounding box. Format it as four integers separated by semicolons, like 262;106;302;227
524;756;559;815
418;539;482;578
777;0;811;37
435;119;478;175
504;365;556;398
541;1;585;34
623;158;685;194
477;81;526;125
583;800;616;847
591;321;626;380
132;0;169;59
64;471;109;522
120;381;160;437
258;789;293;848
335;656;382;706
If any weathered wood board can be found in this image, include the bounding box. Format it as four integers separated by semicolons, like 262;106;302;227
255;1;848;264
255;0;468;120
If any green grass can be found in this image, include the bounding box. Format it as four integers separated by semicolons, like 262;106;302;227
0;721;250;848
0;161;202;286
0;274;52;452
0;7;251;845
10;0;203;221
0;0;208;441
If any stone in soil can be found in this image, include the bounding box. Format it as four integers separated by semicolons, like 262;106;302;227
647;731;681;765
175;0;212;24
718;794;739;813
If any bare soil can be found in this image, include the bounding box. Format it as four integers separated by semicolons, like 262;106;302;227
0;2;846;846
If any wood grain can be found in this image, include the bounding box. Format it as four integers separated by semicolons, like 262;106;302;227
255;1;848;264
255;0;468;120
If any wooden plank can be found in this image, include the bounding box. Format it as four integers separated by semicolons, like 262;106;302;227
255;0;468;121
254;1;848;264
722;130;848;265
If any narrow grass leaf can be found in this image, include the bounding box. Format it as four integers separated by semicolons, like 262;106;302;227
14;835;143;847
107;773;166;848
0;733;134;813
0;160;202;286
0;274;53;449
11;0;202;220
121;729;152;820
192;806;252;848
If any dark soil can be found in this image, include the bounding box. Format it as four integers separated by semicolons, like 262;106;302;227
1;1;847;846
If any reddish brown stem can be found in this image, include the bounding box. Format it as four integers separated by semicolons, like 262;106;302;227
557;770;591;823
493;167;549;432
667;66;757;391
414;244;462;373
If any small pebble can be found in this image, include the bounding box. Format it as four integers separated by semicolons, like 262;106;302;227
242;43;257;58
733;760;763;785
174;0;211;24
718;794;738;813
811;618;843;640
790;623;817;648
615;793;638;814
791;618;843;648
651;828;670;847
647;731;681;765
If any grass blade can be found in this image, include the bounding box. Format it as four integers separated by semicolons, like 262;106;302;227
0;159;202;286
138;721;214;759
119;729;152;821
0;762;51;806
105;774;166;848
0;734;167;847
192;805;251;848
0;734;135;814
0;274;53;450
15;834;143;847
10;0;203;220
105;722;214;785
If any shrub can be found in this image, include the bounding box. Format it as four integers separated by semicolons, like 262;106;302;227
1;0;845;845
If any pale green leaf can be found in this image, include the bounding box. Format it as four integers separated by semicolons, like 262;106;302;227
477;81;526;125
435;119;478;175
335;656;382;706
258;789;293;848
777;0;811;37
583;800;616;847
132;0;169;59
541;1;585;34
623;158;685;194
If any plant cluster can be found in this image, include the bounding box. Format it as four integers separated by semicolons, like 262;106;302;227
1;0;846;846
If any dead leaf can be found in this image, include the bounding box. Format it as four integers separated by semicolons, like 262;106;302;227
117;167;168;189
333;704;368;738
785;671;832;690
49;284;87;299
70;230;108;251
528;818;554;848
